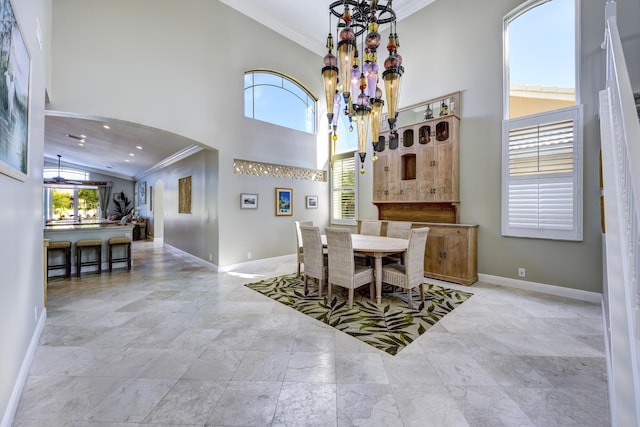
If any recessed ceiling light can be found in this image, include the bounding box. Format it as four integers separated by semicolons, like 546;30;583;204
125;159;130;163
103;125;110;130
128;153;135;157
80;134;87;139
78;142;84;147
136;146;143;150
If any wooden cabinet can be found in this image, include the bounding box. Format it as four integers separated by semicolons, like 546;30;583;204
371;92;475;285
369;220;478;286
374;115;459;204
422;223;478;286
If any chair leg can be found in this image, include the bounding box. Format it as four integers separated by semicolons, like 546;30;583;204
327;283;332;302
419;284;425;304
369;282;374;301
65;248;71;278
348;289;354;308
318;278;324;297
127;243;131;270
297;262;302;277
407;288;414;309
303;275;309;295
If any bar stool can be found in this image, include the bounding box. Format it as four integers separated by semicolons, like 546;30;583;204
76;239;102;276
108;237;132;272
47;240;72;278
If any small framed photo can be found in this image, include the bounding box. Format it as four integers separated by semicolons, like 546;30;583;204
139;181;147;205
240;193;258;209
275;187;293;216
306;195;318;209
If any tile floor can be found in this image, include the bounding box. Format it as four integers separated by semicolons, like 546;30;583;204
14;240;609;426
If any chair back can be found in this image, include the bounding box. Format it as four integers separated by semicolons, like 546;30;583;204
360;220;382;236
386;221;412;239
325;227;355;287
300;225;326;281
405;227;430;286
295;220;313;260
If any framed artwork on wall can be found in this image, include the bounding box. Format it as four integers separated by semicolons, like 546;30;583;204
139;181;147;205
306;195;318;209
178;176;191;214
275;187;293;216
0;0;31;181
240;193;258;209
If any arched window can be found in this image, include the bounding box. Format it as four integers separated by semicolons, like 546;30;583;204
502;0;583;241
244;70;316;134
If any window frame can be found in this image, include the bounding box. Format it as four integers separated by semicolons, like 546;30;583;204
503;0;581;118
330;150;358;226
244;69;317;134
501;105;583;241
501;0;583;241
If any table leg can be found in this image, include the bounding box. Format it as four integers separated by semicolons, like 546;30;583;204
374;255;382;304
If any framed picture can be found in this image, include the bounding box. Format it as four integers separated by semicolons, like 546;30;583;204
306;195;318;209
240;193;258;209
138;181;147;205
0;0;31;181
149;186;153;211
178;176;191;213
275;187;293;216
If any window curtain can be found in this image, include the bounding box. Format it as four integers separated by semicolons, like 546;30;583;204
98;186;112;219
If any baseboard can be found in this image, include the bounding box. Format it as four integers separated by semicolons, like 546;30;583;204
163;244;218;272
478;273;602;304
1;308;47;427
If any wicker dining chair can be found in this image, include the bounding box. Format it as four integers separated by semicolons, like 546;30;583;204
325;227;374;308
299;225;327;296
295;220;313;276
384;221;413;264
381;227;430;309
359;220;382;236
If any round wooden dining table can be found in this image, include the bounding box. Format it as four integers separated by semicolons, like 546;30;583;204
321;233;408;304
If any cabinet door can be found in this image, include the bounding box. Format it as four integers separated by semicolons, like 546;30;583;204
424;232;444;275
432;142;453;201
417;143;435;201
372;150;387;202
399;180;416;201
384;149;400;200
442;233;469;279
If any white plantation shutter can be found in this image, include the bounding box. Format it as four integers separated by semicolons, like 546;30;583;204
502;106;583;240
331;151;357;224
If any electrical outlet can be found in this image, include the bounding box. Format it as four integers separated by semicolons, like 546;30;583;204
247;252;252;260
518;267;526;277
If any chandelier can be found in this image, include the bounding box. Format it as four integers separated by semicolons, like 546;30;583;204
322;0;404;173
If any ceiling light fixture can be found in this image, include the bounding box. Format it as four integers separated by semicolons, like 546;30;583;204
322;0;403;173
103;125;110;130
136;145;143;150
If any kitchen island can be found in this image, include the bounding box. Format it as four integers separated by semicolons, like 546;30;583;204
44;220;134;273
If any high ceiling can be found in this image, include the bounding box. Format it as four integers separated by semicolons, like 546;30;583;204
44;0;436;179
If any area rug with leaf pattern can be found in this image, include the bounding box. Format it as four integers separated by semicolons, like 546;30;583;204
244;274;473;355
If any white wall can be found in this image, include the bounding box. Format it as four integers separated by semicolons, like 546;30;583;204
0;0;50;422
